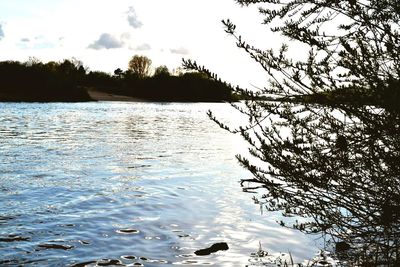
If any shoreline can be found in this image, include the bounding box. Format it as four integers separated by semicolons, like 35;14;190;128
0;87;232;103
86;88;148;102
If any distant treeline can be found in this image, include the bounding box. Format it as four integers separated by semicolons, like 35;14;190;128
0;58;236;102
89;71;234;102
0;59;91;102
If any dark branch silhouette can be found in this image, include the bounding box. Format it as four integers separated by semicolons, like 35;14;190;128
184;0;400;265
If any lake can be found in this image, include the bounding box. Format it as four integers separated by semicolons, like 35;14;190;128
0;102;318;266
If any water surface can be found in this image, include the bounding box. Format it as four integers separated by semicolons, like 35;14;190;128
0;102;318;266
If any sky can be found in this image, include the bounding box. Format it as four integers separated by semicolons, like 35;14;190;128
0;0;281;88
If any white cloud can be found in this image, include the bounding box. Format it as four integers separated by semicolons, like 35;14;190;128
0;0;273;87
121;32;132;41
170;47;189;55
127;6;142;29
16;35;59;50
88;33;124;50
0;24;4;40
135;43;151;51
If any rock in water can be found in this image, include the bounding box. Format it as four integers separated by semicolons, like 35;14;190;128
195;242;229;256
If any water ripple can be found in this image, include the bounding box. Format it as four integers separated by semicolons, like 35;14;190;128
0;102;318;266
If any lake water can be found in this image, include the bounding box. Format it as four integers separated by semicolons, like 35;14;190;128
0;102;318;266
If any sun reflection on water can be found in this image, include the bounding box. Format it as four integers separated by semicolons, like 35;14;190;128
0;102;319;266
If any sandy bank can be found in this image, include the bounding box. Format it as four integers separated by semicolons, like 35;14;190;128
87;88;147;102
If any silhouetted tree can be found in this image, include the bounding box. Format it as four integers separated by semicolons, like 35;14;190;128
154;65;170;77
0;59;91;101
25;56;42;66
0;57;232;102
84;71;117;89
128;55;152;79
184;0;400;265
114;68;124;79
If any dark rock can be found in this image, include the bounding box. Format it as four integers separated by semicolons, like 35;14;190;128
194;242;229;256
